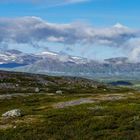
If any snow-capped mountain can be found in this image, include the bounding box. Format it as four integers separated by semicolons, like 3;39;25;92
14;56;140;79
0;50;21;64
1;49;140;79
0;49;41;68
38;51;88;64
0;49;89;68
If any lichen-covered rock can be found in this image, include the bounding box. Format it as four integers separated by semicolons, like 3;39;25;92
35;87;40;93
2;109;22;118
56;90;63;94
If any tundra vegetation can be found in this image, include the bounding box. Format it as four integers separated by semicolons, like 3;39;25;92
0;71;140;140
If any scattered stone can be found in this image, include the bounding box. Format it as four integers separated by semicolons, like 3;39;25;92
92;85;97;89
13;126;17;129
15;84;19;87
56;90;63;94
35;87;40;93
133;116;139;121
2;109;22;118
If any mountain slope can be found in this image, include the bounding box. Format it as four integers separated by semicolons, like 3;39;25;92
0;49;41;68
14;56;140;79
1;49;140;79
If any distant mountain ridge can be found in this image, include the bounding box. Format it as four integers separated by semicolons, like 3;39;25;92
0;49;41;67
0;49;89;66
1;49;140;79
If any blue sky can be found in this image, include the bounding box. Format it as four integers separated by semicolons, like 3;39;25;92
0;0;140;61
0;0;140;27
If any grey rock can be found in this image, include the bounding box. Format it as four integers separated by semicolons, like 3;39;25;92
35;87;40;93
2;109;22;118
56;90;63;94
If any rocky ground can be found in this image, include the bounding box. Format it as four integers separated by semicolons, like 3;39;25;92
0;91;140;140
0;70;139;140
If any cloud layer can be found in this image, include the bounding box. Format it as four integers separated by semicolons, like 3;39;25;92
0;17;140;61
0;17;138;45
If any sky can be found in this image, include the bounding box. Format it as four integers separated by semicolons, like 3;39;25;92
0;0;140;61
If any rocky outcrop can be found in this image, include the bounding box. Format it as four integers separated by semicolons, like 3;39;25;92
56;90;63;94
2;109;22;118
35;87;40;93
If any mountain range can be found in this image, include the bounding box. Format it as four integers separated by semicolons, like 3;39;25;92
0;49;140;79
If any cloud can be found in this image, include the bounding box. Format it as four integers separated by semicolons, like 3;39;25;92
0;0;89;5
124;38;140;62
0;16;138;45
0;16;140;61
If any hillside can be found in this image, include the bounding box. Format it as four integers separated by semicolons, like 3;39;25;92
0;71;139;140
0;70;110;94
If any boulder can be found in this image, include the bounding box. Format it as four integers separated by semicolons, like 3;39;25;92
35;87;40;93
2;109;22;118
56;90;63;94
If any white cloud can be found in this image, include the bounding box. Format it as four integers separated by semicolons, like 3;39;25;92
124;38;140;62
0;16;140;61
0;16;138;46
